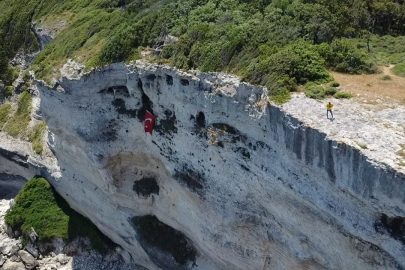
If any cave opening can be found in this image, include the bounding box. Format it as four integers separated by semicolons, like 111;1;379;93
137;79;154;122
196;111;205;128
377;214;405;244
166;74;173;85
131;215;197;267
133;177;160;197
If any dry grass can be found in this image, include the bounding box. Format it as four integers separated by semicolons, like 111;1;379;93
398;144;405;159
330;65;405;103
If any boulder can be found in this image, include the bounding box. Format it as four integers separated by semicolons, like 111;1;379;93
55;253;69;265
24;242;38;258
2;260;25;270
0;238;20;256
9;255;21;262
18;250;38;269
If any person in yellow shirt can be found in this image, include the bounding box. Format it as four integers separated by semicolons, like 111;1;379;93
326;102;334;119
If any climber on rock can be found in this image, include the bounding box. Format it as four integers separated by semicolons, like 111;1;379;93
326;102;334;119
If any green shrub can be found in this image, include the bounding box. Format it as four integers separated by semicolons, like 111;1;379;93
270;87;291;104
1;66;19;86
392;62;405;77
4;86;13;97
5;177;114;253
334;91;353;99
265;41;332;85
319;38;378;74
305;83;325;99
0;102;11;128
4;91;32;137
29;122;47;155
330;81;340;87
380;75;391;80
325;87;338;96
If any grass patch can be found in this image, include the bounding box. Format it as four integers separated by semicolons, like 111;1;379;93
270;88;291;104
325;87;338;96
392;62;405;77
380;75;391;81
304;83;325;100
330;82;340;87
334;91;353;99
28;122;46;155
0;102;11;128
398;144;405;159
4;91;32;137
5;177;114;253
352;35;405;65
4;86;14;97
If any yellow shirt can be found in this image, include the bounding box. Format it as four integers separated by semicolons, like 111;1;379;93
326;103;333;110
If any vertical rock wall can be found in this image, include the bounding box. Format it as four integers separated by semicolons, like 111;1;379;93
31;62;405;270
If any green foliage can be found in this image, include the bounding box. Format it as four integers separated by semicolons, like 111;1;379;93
1;0;405;90
380;75;391;81
0;102;11;128
4;91;32;137
4;86;14;97
270;87;291;104
5;177;114;253
304;82;325;100
325;87;337;96
319;39;379;74
330;82;340;87
392;62;405;77
353;35;405;66
1;66;19;86
334;91;353;99
29;122;46;155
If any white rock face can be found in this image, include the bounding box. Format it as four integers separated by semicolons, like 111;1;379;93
1;61;404;270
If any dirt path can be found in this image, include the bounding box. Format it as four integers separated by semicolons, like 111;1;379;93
330;66;405;104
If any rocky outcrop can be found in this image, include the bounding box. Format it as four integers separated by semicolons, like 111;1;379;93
21;61;403;270
0;198;145;270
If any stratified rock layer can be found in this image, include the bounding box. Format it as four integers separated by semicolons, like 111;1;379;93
3;62;404;270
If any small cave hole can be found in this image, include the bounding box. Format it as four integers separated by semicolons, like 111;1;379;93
133;177;160;197
180;79;189;86
137;79;144;92
166;75;173;85
196;112;205;127
137;92;154;121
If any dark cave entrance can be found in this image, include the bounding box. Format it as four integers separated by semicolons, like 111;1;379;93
196;111;205;128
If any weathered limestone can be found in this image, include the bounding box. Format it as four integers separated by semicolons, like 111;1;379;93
30;61;405;270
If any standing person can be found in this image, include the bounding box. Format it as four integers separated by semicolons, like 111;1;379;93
326;102;334;119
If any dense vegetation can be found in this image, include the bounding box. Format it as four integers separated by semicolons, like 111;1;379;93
5;177;114;252
0;0;405;101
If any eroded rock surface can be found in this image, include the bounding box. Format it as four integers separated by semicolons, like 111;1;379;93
0;60;404;270
28;62;405;270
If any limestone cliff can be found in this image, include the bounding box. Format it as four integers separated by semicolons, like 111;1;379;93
1;61;404;270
